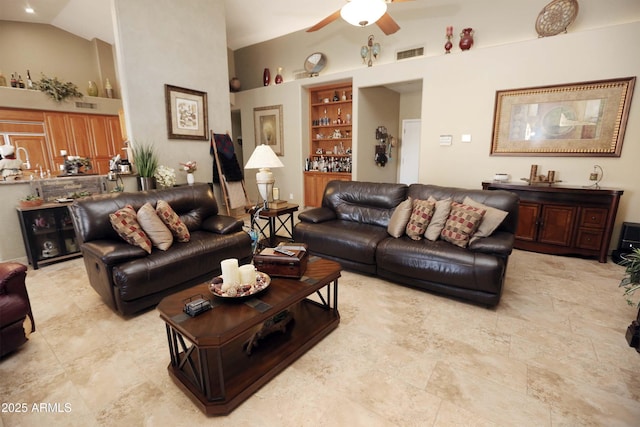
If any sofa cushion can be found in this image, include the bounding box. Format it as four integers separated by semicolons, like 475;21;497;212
156;200;190;242
294;220;389;266
323;180;408;228
137;203;173;251
463;196;508;242
109;205;152;254
112;230;252;302
424;197;452;241
440;202;486;248
377;237;506;295
387;197;413;238
406;199;435;240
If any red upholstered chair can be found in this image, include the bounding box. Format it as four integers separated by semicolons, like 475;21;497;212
0;262;35;358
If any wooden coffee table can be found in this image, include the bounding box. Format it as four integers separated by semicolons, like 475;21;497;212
157;256;341;416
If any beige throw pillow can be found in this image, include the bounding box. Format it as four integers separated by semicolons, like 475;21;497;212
424;197;452;241
405;199;436;240
109;204;153;254
463;196;509;242
440;202;486;248
387;197;413;238
137;203;173;250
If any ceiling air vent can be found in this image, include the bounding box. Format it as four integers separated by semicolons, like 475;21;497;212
396;46;424;61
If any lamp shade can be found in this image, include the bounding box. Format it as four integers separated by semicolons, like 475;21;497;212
244;144;284;170
341;0;387;27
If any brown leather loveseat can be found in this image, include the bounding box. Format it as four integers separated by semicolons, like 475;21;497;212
69;184;252;315
294;181;519;306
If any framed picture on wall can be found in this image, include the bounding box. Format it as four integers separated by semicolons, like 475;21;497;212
253;104;284;155
164;84;209;140
490;77;635;157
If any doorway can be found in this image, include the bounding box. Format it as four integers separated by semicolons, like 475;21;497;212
398;119;421;185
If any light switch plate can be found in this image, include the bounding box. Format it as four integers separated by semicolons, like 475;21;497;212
461;134;472;143
439;135;453;146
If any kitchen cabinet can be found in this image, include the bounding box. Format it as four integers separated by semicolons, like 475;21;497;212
8;135;51;176
17;203;82;269
44;112;124;175
482;182;623;263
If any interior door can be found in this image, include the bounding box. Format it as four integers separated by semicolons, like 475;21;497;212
398;119;420;184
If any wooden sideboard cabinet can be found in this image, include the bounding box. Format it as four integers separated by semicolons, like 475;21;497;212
482;182;623;263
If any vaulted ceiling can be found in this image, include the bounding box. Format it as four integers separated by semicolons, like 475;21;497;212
1;0;366;50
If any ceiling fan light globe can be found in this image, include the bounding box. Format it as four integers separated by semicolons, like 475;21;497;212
341;0;387;28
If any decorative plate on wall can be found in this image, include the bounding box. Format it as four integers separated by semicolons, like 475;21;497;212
535;0;579;37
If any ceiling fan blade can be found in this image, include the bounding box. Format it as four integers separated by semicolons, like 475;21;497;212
306;10;342;32
376;12;400;35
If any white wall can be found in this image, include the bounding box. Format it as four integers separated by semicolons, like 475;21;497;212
112;0;230;187
357;86;400;183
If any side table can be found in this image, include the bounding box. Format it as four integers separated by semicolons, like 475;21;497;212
248;203;298;247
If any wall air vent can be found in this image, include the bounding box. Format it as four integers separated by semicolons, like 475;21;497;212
75;102;97;109
396;46;424;61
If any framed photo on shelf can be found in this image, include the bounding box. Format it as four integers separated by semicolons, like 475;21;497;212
253;104;284;156
164;84;208;140
490;77;635;157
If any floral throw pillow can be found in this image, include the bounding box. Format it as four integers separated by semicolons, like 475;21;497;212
109;204;152;254
405;199;436;240
156;200;190;242
440;202;486;248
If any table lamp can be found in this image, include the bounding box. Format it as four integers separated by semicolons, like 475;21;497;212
244;144;284;209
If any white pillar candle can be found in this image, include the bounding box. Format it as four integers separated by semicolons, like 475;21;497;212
239;264;256;286
273;187;280;201
220;258;240;286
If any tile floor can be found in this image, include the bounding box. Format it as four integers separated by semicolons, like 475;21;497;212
1;249;639;426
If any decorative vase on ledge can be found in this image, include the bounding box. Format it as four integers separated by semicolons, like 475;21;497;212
263;68;271;86
186;173;195;185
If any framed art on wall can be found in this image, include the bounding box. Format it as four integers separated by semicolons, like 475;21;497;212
165;84;208;140
253;105;284;155
490;77;635;156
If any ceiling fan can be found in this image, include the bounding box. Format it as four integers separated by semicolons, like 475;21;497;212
306;0;414;36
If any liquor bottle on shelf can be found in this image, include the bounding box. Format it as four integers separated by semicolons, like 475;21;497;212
26;70;33;89
333;91;339;102
10;73;17;88
341;91;347;101
18;75;25;88
336;108;342;124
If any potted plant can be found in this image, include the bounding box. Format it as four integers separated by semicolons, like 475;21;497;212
20;194;44;208
619;248;640;351
131;142;158;190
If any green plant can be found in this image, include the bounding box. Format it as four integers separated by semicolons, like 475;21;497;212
131;142;158;178
34;74;83;102
21;193;42;201
620;248;640;308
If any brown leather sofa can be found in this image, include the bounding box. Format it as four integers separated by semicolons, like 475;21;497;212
294;181;519;306
0;262;35;357
69;184;252;316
